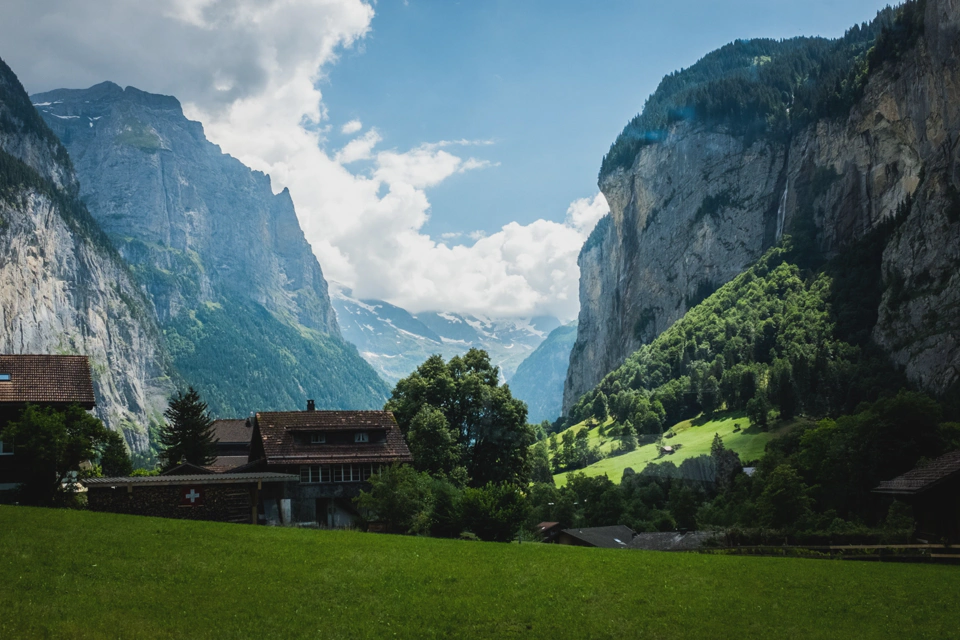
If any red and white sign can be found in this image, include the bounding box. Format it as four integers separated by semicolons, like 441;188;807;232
179;487;204;506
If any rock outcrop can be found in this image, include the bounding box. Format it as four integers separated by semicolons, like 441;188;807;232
0;58;172;446
564;0;960;412
32;82;389;417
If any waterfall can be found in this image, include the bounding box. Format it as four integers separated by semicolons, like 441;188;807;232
775;184;788;242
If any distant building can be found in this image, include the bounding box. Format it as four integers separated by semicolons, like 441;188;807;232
0;355;96;492
536;521;563;543
558;525;637;549
206;418;255;472
247;404;413;527
874;450;960;543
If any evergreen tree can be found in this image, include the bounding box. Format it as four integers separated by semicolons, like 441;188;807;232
100;430;133;477
619;420;638;452
158;387;217;470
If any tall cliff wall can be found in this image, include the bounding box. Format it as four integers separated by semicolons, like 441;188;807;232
0;58;172;447
564;0;960;412
32;82;389;416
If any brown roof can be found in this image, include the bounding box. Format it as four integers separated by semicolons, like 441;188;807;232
874;450;960;495
205;456;251;473
255;410;413;466
82;472;298;487
0;354;95;406
211;419;253;443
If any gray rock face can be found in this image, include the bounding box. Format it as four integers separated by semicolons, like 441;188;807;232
31;82;390;417
509;322;577;424
0;60;172;446
32;82;339;335
564;0;960;413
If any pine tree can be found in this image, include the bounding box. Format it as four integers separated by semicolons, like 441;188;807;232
158;388;217;470
100;430;133;477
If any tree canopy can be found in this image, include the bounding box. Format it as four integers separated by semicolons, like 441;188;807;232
386;349;533;487
158;387;217;470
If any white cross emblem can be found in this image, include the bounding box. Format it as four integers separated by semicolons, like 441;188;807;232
185;489;200;503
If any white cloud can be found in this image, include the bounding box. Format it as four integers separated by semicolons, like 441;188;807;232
1;0;609;321
341;119;363;134
335;128;381;164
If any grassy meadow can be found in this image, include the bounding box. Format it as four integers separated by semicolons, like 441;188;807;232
553;412;803;486
2;506;959;639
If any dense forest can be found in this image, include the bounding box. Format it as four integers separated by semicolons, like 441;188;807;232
599;0;925;178
164;297;390;418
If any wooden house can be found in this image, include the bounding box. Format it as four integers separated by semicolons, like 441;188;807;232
874;450;960;543
206;418;255;472
0;355;96;492
246;403;413;527
558;525;637;548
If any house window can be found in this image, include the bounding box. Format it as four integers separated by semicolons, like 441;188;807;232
355;431;369;443
0;374;10;381
310;433;326;444
0;440;12;455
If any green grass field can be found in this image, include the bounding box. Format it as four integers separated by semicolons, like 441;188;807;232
2;507;959;639
553;412;804;486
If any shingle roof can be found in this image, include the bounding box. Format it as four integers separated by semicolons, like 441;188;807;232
560;525;637;548
0;354;95;406
211;419;253;443
874;450;960;495
81;472;298;487
205;456;251;473
256;410;413;466
627;531;714;551
257;410;401;431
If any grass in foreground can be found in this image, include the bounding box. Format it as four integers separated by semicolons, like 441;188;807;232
2;506;959;639
554;412;805;486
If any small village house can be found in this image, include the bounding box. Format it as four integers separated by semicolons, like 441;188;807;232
873;449;960;543
206;418;255;472
246;402;413;527
0;355;96;493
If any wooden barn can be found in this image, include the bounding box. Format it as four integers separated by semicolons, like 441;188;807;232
874;450;960;543
83;462;297;524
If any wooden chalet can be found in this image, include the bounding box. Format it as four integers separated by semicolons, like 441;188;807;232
874;450;960;542
206;418;255;472
247;402;413;527
0;355;96;492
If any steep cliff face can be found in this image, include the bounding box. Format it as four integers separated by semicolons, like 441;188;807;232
0;59;172;446
565;0;960;412
32;82;389;416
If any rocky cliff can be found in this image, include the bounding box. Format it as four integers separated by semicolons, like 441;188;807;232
564;0;960;413
32;82;389;416
0;58;172;447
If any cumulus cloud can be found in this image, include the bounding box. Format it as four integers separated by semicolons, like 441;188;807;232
1;0;607;320
340;119;363;134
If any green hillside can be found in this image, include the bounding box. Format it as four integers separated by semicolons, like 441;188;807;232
551;412;803;486
165;298;390;417
3;507;959;639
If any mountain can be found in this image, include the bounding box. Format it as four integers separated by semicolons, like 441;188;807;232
0;58;173;447
330;285;560;384
507;322;577;424
564;0;960;413
32;82;389;417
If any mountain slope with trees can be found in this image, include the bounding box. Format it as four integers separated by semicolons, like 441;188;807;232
565;0;960;410
32;82;389;417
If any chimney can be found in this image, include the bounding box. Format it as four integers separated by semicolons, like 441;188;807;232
307;399;315;412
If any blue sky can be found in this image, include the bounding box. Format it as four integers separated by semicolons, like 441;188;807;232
322;0;895;237
3;0;897;318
